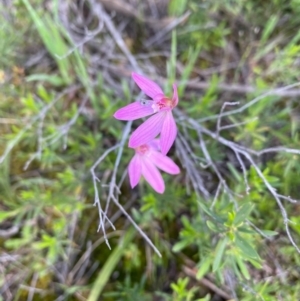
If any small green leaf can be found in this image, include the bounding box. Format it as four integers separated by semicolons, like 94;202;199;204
213;238;228;272
238;227;256;234
26;74;65;86
197;294;211;301
172;240;189;253
236;256;250;280
0;210;20;222
198;201;224;223
234;204;254;225
228;211;235;223
196;257;212;279
206;220;219;232
247;257;262;269
227;163;242;182
235;235;260;260
260;230;278;237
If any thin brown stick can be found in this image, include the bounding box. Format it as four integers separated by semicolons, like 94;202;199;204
183;265;232;300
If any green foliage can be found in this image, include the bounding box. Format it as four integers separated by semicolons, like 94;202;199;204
87;228;136;301
22;0;72;85
104;276;153;301
168;0;188;17
171;277;198;301
1;0;300;300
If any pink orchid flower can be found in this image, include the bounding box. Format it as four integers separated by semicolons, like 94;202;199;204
128;140;180;194
114;73;179;155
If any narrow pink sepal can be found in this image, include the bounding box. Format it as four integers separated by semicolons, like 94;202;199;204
172;83;179;106
129;112;165;148
150;150;180;174
160;112;177;155
141;157;165;193
132;72;164;99
128;154;142;188
113;101;154;120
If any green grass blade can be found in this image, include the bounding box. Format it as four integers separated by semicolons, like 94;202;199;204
21;0;71;84
166;30;177;91
87;228;136;301
178;43;202;97
260;15;278;43
213;237;227;272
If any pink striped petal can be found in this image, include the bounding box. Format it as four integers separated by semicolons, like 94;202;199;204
172;83;179;106
128;154;142;188
141;157;165;193
160;112;177;155
129;112;165;148
114;101;154;120
150;150;180;174
132;73;164;99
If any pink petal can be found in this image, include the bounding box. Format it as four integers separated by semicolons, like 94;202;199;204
160;112;177;155
141;157;165;193
132;73;164;99
128;154;142;188
148;139;160;152
150;150;180;174
114;101;154;120
129;112;165;148
172;83;179;106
